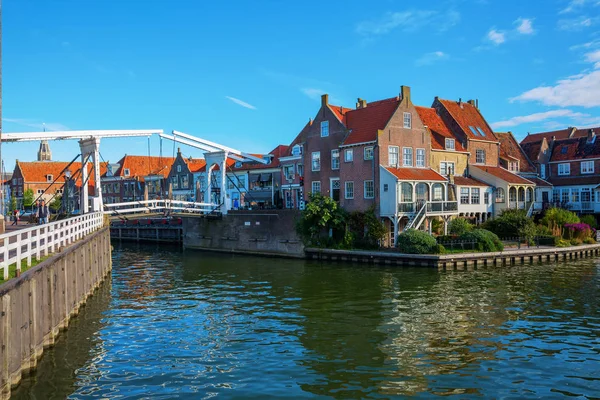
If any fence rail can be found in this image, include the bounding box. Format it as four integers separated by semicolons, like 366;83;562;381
104;199;220;216
0;212;105;280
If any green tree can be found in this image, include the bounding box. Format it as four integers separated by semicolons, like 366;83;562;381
541;207;580;236
8;194;17;213
296;193;347;247
50;195;62;213
346;207;387;249
448;217;473;236
483;208;537;240
23;188;34;209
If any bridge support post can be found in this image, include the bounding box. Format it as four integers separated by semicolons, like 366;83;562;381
79;138;102;213
204;151;229;215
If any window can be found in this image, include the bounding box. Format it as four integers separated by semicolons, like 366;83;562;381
416;149;425;167
384;184;388;192
509;188;517;202
476;149;486;164
460;188;470;204
364;180;374;199
469;126;479;136
292;145;303;156
344;149;353;162
433;185;443;200
181;175;189;189
177;165;182;173
484;192;490;205
581;160;594;174
562;189;569;203
46;174;53;182
284;165;294;180
389;146;399;167
558;163;570;176
476;127;486;137
582;188;592;202
124;169;130;177
553;189;560;203
311;152;321;171
345;181;354;199
572;188;580;203
540;164;546;179
496;187;505;203
312;181;321;194
235;161;242;168
471;188;480;204
37;189;44;195
445;139;455;150
331;150;340;170
321;121;329;137
440;162;455;176
403;147;413;167
364;146;374;160
403;112;412;128
509;162;518;172
172;176;179;190
297;164;304;177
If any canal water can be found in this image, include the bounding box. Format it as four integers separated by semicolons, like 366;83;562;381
12;243;600;399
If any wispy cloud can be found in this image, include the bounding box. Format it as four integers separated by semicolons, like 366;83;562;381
225;96;257;110
301;88;325;100
557;15;596;30
491;109;588;128
415;51;449;66
515;18;535;34
559;0;600;14
355;9;460;37
483;18;534;48
487;29;506;45
260;69;344;104
2;118;70;131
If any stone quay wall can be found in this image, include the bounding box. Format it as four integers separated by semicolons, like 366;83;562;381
0;226;112;399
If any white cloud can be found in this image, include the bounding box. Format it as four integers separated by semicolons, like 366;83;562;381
491;109;588;128
301;88;325;100
585;49;600;67
557;15;595;30
559;0;600;14
355;9;459;36
415;51;449;66
515;18;535;34
2;118;70;131
487;29;506;45
225;96;257;110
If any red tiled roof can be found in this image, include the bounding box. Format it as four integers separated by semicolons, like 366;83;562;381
183;158;207;173
328;104;352;125
521;141;542;163
548;175;600;186
496;132;537;173
116;155;176;181
17;161;107;186
343;97;399;145
550;135;600;161
453;176;490;187
384;167;447;182
415;106;466;152
527;177;552;187
470;165;534;185
198;158;236;172
520;127;578;145
437;99;498;142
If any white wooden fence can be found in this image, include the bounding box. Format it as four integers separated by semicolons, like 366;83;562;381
104;199;219;217
0;212;105;280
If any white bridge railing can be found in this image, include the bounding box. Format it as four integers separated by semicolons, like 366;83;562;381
0;212;105;280
103;200;220;217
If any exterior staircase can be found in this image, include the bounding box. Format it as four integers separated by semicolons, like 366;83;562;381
403;202;427;232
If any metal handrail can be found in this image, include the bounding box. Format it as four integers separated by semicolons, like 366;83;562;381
405;202;427;231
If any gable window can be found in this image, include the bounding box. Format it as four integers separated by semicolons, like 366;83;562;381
297;164;304;177
331;150;340;170
37;189;44;195
312;181;321;194
460;188;470;204
344;149;353;162
581;160;594;174
388;146;399;167
181;175;189;189
345;181;354;199
311;152;321;171
445;139;455;150
177;165;182;173
471;188;480;204
403;147;413;167
558;163;570;176
403;112;412;128
416;149;425;167
171;176;179;189
124;169;130;177
364;146;374;160
476;149;486;164
540;164;546;179
292;145;303;156
321;121;329;137
440;162;455;176
364;180;374;199
284;165;295;180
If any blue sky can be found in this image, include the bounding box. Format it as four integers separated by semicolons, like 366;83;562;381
3;0;600;171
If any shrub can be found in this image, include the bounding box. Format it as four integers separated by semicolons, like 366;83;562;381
459;229;503;252
541;208;580;236
483;209;536;240
347;207;387;249
448;218;473;236
296;193;347;247
584;237;596;244
564;223;592;241
580;215;598;229
431;218;444;235
570;238;583;246
556;239;571;247
433;244;446;254
535;224;553;236
396;229;438;254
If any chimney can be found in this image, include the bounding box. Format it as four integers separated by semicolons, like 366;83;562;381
177;147;181;155
476;99;479;109
321;94;329;107
588;129;596;143
467;99;475;106
458;98;463;108
400;85;411;103
309;117;313;125
356;98;367;109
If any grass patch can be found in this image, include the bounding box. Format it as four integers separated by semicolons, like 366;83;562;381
0;256;50;285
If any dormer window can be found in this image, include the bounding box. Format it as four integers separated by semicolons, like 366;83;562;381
124;169;130;177
445;139;455;150
321;121;329;137
46;174;53;182
292;145;303;156
235;161;242;168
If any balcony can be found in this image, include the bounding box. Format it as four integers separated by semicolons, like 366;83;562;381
398;201;458;215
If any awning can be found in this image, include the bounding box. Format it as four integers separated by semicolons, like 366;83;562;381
250;174;260;182
260;173;272;182
247;191;272;201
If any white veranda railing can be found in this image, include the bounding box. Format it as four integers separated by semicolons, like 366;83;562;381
0;212;105;280
103;199;219;217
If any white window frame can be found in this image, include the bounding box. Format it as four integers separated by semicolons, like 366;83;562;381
581;160;594;174
344;149;353;163
311;152;321;172
311;181;321;194
321;121;329;137
284;164;295;180
124;169;130;177
177;165;182;173
292;145;303;156
440;161;455;176
558;163;570;176
476;149;486;164
460;187;470;204
47;175;53;182
402;147;413;167
403;112;412;128
297;164;304;177
416;148;425;168
484;191;490;205
331;150;340;170
364;146;374;160
345;181;354;199
471;188;480;204
364;180;374;199
445;138;455;150
388;146;399;167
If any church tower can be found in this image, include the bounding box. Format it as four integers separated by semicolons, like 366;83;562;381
37;140;52;161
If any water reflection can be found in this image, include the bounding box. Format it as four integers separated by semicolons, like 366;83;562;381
12;243;600;399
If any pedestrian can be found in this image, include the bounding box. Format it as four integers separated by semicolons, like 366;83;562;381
37;200;49;225
11;209;19;226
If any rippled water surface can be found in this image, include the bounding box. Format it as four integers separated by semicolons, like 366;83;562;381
13;243;600;399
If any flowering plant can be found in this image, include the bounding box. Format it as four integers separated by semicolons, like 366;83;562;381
564;223;592;240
